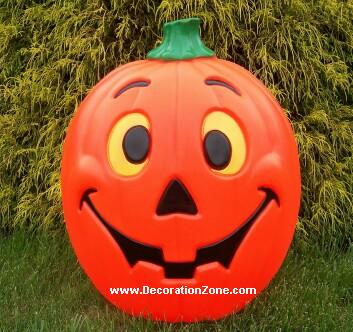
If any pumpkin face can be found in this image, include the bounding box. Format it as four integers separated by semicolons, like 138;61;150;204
61;18;301;322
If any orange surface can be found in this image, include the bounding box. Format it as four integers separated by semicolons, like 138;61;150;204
61;57;301;322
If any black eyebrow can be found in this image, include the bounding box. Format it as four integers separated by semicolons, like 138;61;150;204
114;81;150;98
205;79;241;96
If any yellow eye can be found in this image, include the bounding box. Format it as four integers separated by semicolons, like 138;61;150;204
108;113;150;176
202;111;246;175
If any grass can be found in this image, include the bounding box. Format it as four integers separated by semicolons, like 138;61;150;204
1;230;353;331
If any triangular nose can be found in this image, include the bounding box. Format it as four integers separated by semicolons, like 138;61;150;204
156;179;198;215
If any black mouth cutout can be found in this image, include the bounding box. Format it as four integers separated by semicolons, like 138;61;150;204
80;187;279;279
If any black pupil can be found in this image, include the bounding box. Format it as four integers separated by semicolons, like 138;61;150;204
122;125;150;163
204;130;231;169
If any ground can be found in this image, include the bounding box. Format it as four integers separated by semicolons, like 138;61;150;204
1;230;353;331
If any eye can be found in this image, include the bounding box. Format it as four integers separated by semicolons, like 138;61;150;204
202;111;246;175
108;113;150;176
123;126;150;163
204;130;231;169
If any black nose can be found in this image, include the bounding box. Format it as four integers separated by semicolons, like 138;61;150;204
156;179;198;215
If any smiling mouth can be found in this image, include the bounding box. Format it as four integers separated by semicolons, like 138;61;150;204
80;187;279;279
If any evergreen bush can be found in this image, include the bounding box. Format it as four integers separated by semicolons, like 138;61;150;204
0;0;352;250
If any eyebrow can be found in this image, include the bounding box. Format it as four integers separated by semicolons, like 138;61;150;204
114;81;150;98
205;79;241;96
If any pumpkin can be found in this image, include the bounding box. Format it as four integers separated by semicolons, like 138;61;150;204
61;17;301;322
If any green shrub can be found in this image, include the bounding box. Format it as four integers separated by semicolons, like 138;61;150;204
0;0;352;250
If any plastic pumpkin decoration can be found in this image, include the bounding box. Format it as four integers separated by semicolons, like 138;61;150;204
61;18;301;322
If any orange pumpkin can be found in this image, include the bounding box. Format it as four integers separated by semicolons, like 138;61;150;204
61;18;301;322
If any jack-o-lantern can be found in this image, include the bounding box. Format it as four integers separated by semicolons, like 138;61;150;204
61;18;301;322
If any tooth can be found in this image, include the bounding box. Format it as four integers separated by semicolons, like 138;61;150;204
131;261;164;281
194;262;228;281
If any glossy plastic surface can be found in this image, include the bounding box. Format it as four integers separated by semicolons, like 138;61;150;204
61;57;301;322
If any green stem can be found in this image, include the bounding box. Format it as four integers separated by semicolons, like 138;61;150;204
147;18;215;60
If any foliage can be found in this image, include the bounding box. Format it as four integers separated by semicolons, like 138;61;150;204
0;0;352;249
